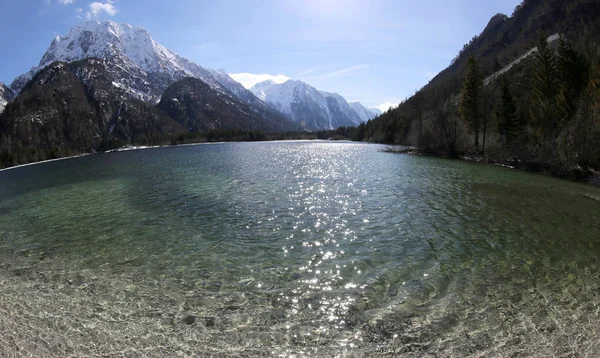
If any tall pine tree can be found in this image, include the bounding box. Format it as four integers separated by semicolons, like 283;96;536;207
556;37;587;121
530;34;559;136
497;81;519;144
459;55;483;147
588;61;600;106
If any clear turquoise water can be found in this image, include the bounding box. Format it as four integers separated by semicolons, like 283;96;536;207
0;141;599;357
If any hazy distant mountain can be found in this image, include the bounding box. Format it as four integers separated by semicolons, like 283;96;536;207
249;79;368;131
348;101;380;121
158;77;297;133
369;107;383;116
0;83;14;114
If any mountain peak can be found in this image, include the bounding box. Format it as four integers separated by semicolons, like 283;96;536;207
37;20;168;72
10;20;227;99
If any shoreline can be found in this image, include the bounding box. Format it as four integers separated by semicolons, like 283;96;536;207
382;145;600;186
0;139;353;173
0;153;93;173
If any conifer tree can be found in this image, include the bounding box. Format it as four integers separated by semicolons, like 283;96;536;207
459;55;483;147
497;81;519;144
530;35;559;135
556;37;587;121
587;61;600;106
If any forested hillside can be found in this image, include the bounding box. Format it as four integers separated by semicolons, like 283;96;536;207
0;60;186;167
158;78;297;133
357;0;600;178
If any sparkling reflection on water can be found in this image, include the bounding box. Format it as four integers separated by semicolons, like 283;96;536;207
0;141;600;357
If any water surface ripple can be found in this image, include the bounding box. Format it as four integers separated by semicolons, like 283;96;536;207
0;141;599;357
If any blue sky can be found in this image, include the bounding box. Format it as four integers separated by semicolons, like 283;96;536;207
0;0;521;110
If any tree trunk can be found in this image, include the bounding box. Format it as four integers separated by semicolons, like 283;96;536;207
482;121;487;155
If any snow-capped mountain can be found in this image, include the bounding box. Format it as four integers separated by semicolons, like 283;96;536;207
349;101;380;121
9;21;269;113
0;83;14;114
249;79;370;131
9;20;376;131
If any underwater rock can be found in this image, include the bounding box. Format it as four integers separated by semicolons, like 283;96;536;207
182;315;197;325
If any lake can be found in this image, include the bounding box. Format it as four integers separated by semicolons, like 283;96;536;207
0;141;599;357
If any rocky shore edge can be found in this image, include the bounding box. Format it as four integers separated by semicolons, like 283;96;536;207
382;146;600;185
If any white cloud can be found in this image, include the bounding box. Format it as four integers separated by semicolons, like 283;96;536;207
85;1;117;20
58;0;74;4
228;73;290;89
75;7;82;12
371;101;399;113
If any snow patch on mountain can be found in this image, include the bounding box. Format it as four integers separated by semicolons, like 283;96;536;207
0;83;14;114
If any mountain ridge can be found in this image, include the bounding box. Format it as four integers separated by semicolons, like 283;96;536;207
7;20;376;131
157;77;298;133
248;78;378;130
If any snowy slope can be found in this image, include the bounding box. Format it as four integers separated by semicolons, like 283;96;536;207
0;83;14;114
249;79;370;130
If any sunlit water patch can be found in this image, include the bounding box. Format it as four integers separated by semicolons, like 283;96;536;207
0;141;599;357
